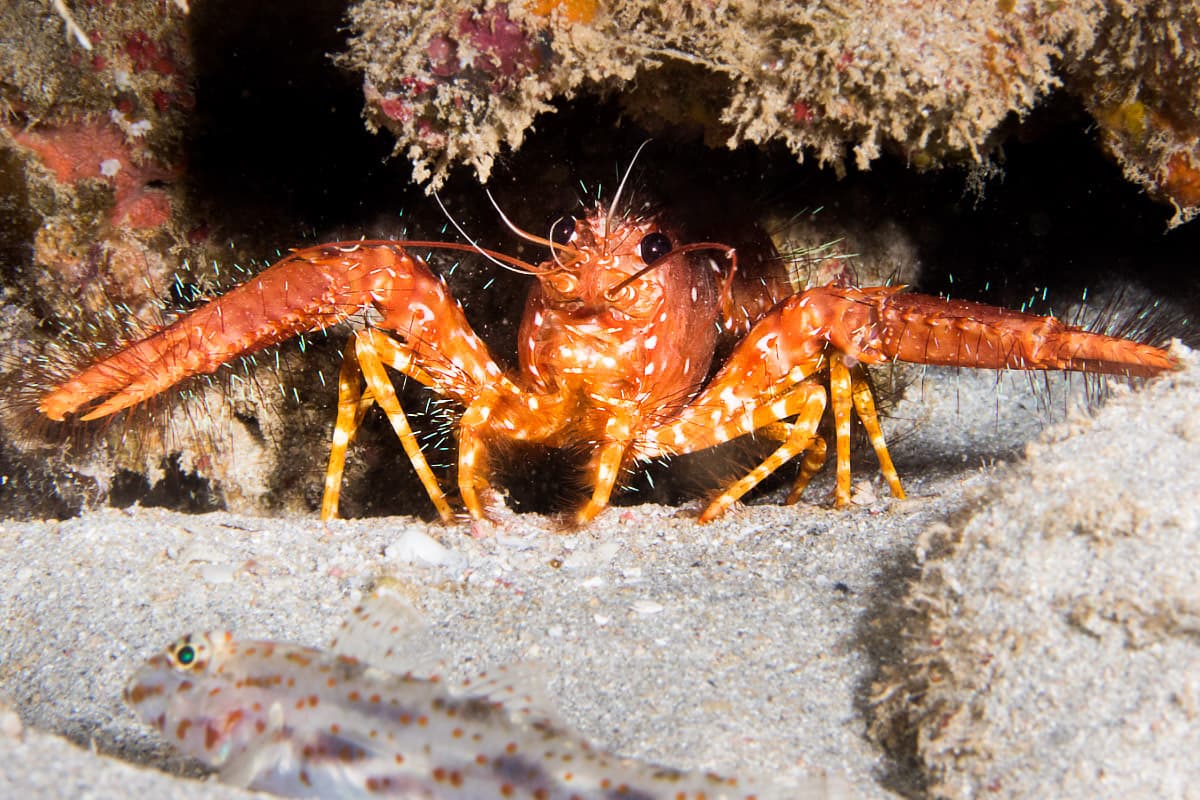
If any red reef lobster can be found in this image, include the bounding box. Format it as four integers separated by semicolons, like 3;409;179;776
39;174;1177;525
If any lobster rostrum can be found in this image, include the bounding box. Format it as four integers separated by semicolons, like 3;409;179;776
39;169;1178;525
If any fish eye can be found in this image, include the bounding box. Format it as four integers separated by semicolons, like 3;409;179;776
168;637;202;670
550;215;577;246
639;232;671;264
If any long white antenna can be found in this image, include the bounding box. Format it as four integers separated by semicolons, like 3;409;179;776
485;190;579;270
605;139;652;243
433;191;534;275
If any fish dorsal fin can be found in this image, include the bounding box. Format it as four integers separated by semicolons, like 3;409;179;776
331;582;574;734
327;581;449;680
455;661;574;735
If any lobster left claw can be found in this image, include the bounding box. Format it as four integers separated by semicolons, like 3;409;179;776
642;284;1177;521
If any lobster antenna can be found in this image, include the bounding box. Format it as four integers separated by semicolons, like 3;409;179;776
433;191;535;276
605;139;652;250
484;189;579;269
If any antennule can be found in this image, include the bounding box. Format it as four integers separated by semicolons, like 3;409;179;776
484;190;580;269
433;192;537;276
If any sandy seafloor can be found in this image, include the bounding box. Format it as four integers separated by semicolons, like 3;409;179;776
2;350;1197;799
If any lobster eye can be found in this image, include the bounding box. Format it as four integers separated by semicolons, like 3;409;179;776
639;232;671;264
550;216;577;246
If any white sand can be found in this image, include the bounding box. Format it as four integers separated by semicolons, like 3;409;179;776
2;352;1195;798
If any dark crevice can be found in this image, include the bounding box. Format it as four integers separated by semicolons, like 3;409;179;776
109;454;224;513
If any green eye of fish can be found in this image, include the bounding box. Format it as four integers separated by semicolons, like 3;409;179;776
175;644;196;666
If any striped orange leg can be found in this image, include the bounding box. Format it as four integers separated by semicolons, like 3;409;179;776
644;354;903;521
320;336;374;520
846;358;904;501
321;329;453;522
827;355;905;506
829;356;854;507
576;408;637;524
455;386;502;520
455;385;576;520
782;430;827;504
697;382;827;522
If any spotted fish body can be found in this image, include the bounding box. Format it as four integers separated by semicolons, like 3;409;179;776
126;598;840;799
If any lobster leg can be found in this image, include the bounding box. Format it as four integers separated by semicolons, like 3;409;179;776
732;420;830;507
829;355;853;508
321;337;370;520
696;283;1178;519
697;381;827;522
844;358;904;502
688;356;903;520
454;382;578;520
576;407;639;524
783;430;828;504
39;241;522;520
321;330;453;522
827;355;906;507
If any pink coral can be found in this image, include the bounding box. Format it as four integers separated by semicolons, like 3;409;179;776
455;5;545;88
426;35;460;77
12;120;175;230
